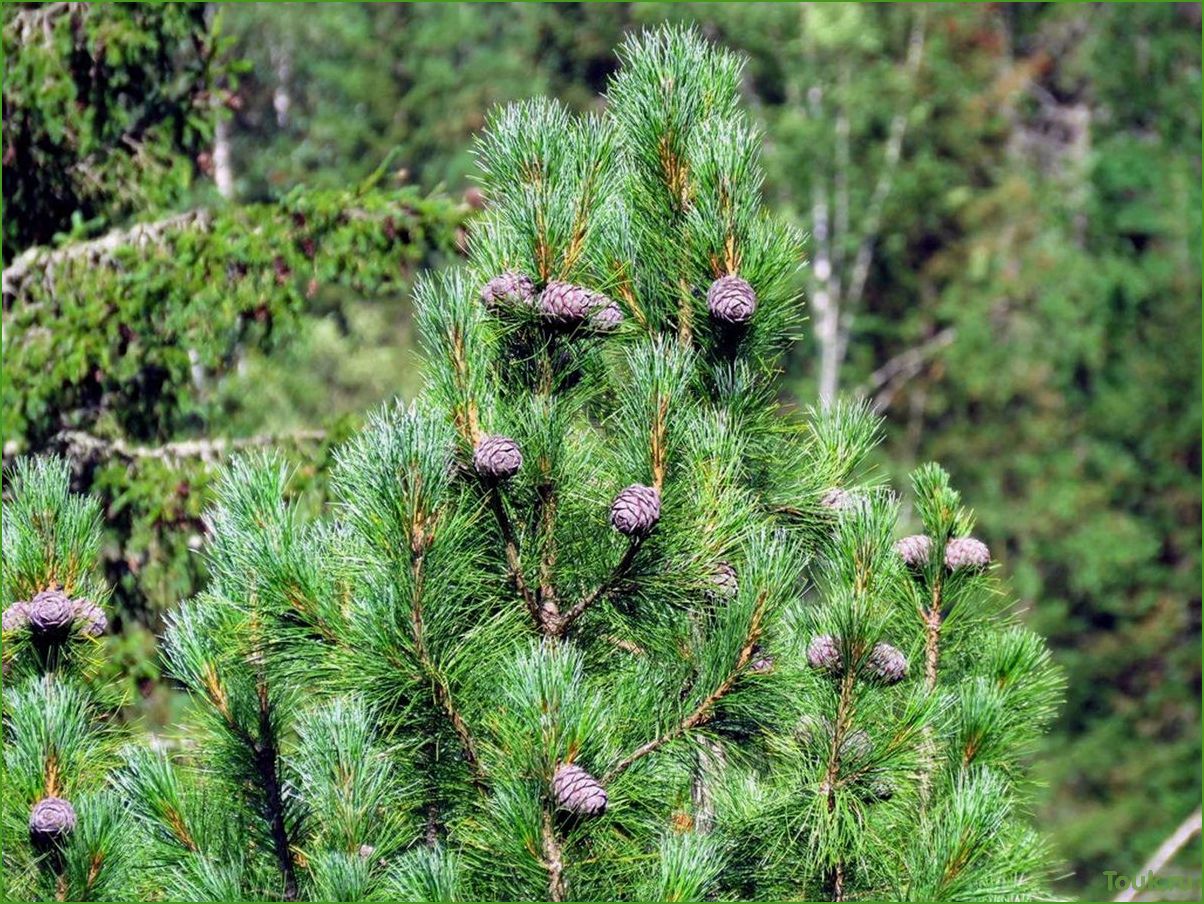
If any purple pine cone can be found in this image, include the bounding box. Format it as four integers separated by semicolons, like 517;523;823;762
609;484;661;537
2;600;30;632
473;435;523;480
749;645;774;674
28;589;75;635
589;297;624;331
29;797;76;844
945;537;990;570
539;281;595;325
481;270;535;309
707;274;757;324
807;634;842;673
894;534;933;567
866;643;908;685
820;488;868;515
552;763;607;817
710;562;738;599
73;598;108;637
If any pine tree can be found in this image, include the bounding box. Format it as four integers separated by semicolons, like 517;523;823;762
2;26;1062;902
2;458;137;901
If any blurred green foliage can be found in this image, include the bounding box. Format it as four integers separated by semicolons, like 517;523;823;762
1;3;223;256
2;2;1199;898
2;4;466;644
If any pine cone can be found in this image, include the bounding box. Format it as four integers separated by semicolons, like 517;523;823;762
610;484;661;537
862;779;894;803
710;561;738;599
866;643;908;685
2;600;30;632
807;634;842;673
841;729;873;763
29;797;76;845
945;537;990;570
590;298;624;331
749;646;774;674
473;435;523;480
28;589;75;635
706;274;757;324
894;534;932;567
552;763;607;817
73;598;108;638
539;281;595;325
481;270;535;309
820;488;868;515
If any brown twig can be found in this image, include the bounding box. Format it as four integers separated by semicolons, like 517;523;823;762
824;669;858;902
535;477;561;628
541;808;567;902
409;547;486;789
553;539;643;636
650;393;669;491
604;591;768;782
676;278;694;347
255;683;299;901
486;488;539;623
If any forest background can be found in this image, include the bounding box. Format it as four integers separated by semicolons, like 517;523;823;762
2;3;1200;900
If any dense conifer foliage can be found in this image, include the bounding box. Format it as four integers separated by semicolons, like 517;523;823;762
3;28;1062;902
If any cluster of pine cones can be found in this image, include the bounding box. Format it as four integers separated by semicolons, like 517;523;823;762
894;533;991;570
807;634;909;685
481;271;622;330
481;271;759;329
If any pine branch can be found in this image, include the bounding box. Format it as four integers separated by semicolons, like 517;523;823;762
254;684;299;902
553;539;643;637
485;488;540;625
409;546;486;789
541;809;567;902
604;590;768;782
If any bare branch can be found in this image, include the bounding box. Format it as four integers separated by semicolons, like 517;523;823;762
1114;807;1203;902
485;488;541;626
4;210;214;303
857;326;957;410
38;429;326;467
844;12;927;312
